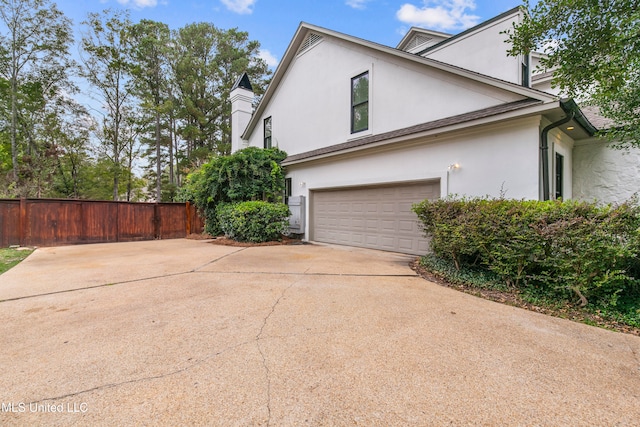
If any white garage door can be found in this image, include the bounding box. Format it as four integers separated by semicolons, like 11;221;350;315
311;181;439;254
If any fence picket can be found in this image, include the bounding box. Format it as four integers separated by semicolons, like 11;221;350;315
0;199;204;247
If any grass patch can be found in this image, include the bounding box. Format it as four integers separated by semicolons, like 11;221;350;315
0;247;34;275
413;254;640;336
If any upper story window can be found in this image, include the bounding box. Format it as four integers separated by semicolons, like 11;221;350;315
351;72;369;133
264;116;272;148
522;54;530;87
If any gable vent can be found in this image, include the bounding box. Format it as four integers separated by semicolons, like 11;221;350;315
406;34;433;50
297;32;323;56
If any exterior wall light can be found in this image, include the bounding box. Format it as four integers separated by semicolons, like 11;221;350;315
446;163;460;196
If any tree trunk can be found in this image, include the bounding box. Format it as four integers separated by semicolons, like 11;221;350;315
10;37;18;186
155;110;161;202
126;143;133;202
169;114;174;187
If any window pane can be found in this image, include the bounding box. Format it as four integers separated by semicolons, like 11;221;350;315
352;103;368;132
352;73;368;105
555;153;564;199
264;117;272;148
264;117;272;137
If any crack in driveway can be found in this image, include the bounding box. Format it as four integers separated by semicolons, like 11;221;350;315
255;278;298;427
0;247;249;304
24;338;255;406
1;245;412;424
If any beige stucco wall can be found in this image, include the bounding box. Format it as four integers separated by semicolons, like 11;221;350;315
284;118;542;238
573;140;640;204
422;11;524;85
246;34;526;157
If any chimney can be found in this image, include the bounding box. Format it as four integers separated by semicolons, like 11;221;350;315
230;72;254;153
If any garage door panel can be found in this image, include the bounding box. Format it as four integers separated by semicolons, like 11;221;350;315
351;233;364;244
398;201;415;211
380;220;396;232
398;238;415;252
365;218;379;228
381;203;395;214
380;235;395;246
398;220;414;232
365;235;379;245
351;218;365;229
311;181;439;255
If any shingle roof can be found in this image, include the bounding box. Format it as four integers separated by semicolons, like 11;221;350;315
580;105;616;130
283;98;543;164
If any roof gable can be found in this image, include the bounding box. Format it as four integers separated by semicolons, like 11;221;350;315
242;18;557;140
416;7;523;56
397;27;451;53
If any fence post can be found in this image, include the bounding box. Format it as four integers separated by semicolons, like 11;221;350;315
185;202;192;236
154;204;161;240
116;202;121;242
19;198;27;247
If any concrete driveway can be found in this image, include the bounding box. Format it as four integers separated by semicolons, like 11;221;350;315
0;239;639;426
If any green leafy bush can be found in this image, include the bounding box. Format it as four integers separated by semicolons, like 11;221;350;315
217;201;290;243
413;197;640;308
179;147;288;236
531;202;640;307
419;253;507;291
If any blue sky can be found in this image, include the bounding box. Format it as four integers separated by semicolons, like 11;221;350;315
55;0;525;68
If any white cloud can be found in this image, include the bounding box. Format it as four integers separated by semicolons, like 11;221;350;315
258;49;279;68
346;0;370;9
116;0;158;8
221;0;256;14
397;26;409;37
396;0;480;32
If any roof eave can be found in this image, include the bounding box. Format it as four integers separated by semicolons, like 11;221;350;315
241;21;310;140
283;99;559;166
560;98;598;136
396;27;452;50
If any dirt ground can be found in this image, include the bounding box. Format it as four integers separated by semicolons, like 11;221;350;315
187;233;305;247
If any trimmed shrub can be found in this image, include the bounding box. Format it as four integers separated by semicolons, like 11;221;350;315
217;201;290;243
412;197;640;308
531;201;640;307
178;147;288;236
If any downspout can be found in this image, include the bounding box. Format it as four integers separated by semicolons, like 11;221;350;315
540;111;574;200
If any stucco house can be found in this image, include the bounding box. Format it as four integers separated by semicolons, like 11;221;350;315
230;7;639;255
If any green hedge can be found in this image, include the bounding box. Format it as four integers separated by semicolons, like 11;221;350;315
177;147;288;236
412;198;640;308
217;201;290;243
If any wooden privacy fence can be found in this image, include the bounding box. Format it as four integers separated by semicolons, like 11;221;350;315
0;198;205;247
